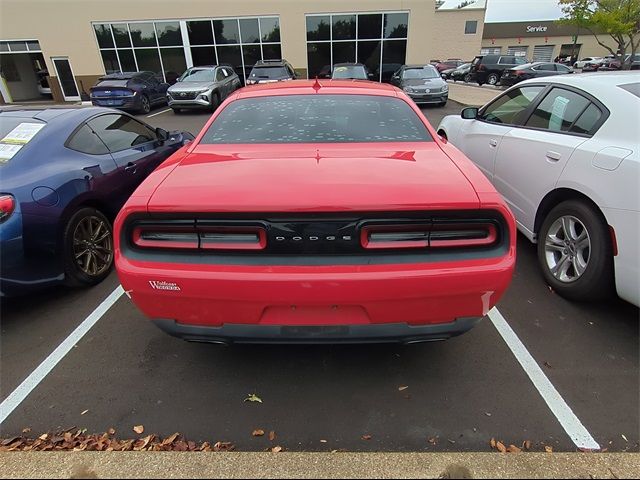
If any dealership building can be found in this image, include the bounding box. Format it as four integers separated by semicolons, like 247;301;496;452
481;20;618;63
0;0;486;104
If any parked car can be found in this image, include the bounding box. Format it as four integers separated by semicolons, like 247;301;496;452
114;80;516;344
437;73;639;306
246;59;297;85
331;63;373;80
573;57;603;69
598;54;640;71
0;107;193;296
36;69;51;96
90;71;169;114
378;63;404;83
167;65;241;113
469;54;529;86
390;64;448;106
500;62;573;87
435;59;465;73
449;63;472;82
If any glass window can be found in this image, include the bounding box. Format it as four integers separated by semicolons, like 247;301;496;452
188;21;214;45
26;41;41;51
191;46;217;66
67;125;109;155
89;115;156;152
112;24;131;48
357;40;382;80
129;23;157;47
332;15;356;40
332;42;356;64
200;95;433;144
242;44;262;74
8;41;27;52
262;43;282;60
0;42;8;52
402;66;439;79
214;19;240;44
332;64;368;79
307;43;331;78
216;45;242;74
180;68;216;82
481;86;544;125
465;20;477;35
525;88;592;132
358;14;383;40
384;13;408;39
535;63;555;71
118;49;137;72
160;48;187;84
100;50;120;74
381;40;407;82
260;17;280;42
307;16;330;41
239;18;260;44
248;66;289;80
134;48;162;75
618;82;640;98
569;103;603;134
216;69;225;81
94;24;114;49
156;22;182;46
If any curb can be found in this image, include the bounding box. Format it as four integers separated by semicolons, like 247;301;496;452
1;452;639;479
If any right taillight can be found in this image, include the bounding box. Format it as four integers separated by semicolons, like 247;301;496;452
429;223;497;248
0;195;15;223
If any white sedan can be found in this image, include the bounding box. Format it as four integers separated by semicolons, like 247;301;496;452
437;72;639;306
573;57;603;69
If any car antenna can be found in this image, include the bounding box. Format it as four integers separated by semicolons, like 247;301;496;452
313;76;322;92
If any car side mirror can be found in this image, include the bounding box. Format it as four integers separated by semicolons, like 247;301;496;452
156;127;170;142
461;107;479;120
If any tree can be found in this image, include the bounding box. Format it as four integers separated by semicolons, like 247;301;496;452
558;0;640;68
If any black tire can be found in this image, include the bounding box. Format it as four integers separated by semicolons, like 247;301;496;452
139;94;151;114
464;74;472;83
63;208;114;287
537;200;613;301
487;73;499;85
438;101;447;107
172;107;182;114
209;92;220;112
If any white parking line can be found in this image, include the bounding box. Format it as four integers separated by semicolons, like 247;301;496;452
0;285;124;425
147;108;172;118
488;307;600;451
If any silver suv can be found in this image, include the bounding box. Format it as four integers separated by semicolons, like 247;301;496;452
167;65;241;113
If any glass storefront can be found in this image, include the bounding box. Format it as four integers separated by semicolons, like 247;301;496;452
306;12;408;82
93;16;281;84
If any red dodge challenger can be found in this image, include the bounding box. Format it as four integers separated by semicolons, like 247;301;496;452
114;80;516;344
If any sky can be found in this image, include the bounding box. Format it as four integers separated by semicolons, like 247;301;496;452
440;0;565;22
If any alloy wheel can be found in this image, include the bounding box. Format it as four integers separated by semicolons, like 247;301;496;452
72;215;113;277
544;215;591;283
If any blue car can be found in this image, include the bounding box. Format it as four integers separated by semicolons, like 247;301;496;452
90;71;169;114
0;107;193;296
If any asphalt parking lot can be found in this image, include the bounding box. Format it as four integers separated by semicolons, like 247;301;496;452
1;101;638;454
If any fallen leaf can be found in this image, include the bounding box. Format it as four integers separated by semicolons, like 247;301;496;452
621;434;628;442
133;425;144;434
244;393;262;403
107;428;116;436
522;440;532;450
271;446;283;453
543;361;553;369
485;412;492;417
162;433;180;446
38;434;48;441
361;434;372;440
331;449;338;453
22;428;31;434
398;386;409;391
213;441;235;452
447;439;456;444
269;431;276;441
320;439;327;443
496;441;507;453
252;429;265;437
428;437;438;445
544;445;553;453
490;438;496;449
507;444;522;453
80;410;89;416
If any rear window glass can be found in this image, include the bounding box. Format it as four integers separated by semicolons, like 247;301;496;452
200;94;433;144
618;82;640;98
0;118;46;139
96;80;128;87
249;66;289;79
332;66;367;79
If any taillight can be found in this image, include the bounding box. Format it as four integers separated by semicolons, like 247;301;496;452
0;195;15;222
515;70;526;76
132;224;266;250
361;222;497;250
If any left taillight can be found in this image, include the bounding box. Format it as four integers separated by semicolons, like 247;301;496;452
0;195;15;223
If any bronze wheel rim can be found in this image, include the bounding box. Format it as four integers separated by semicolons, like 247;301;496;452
72;215;113;276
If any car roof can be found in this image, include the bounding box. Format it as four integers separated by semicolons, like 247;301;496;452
404;64;437;68
234;79;396;99
254;59;288;66
520;71;638;89
333;62;366;67
99;71;151;80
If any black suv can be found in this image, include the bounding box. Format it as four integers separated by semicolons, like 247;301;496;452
246;59;297;85
469;54;528;86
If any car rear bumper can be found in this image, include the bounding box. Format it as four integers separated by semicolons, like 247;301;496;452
91;97;141;111
152;316;483;344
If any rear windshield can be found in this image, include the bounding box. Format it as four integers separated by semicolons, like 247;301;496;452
403;67;439;79
180;69;215;82
618;82;640;98
249;66;289;79
0;118;46;163
332;65;367;79
200;95;433;144
95;80;128;88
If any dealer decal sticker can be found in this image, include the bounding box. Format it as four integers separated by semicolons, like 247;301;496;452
149;280;181;291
